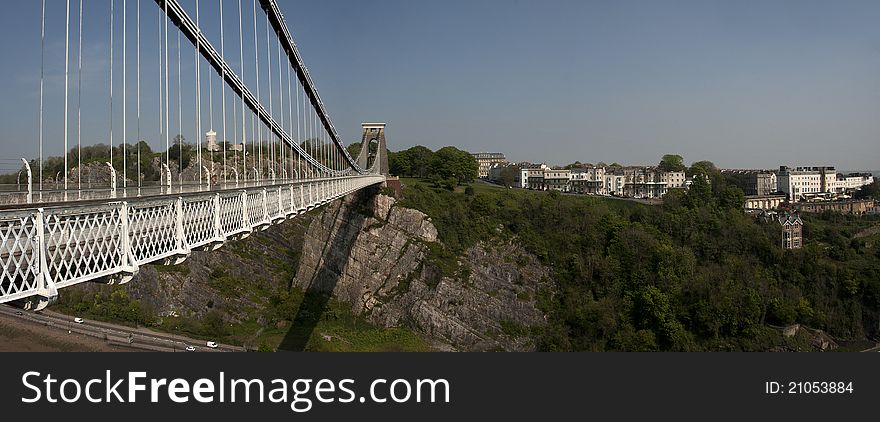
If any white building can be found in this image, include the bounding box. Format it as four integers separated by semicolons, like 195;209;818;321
520;164;549;189
777;166;837;202
841;173;874;191
570;167;606;194
604;173;626;196
543;169;572;192
662;171;686;189
472;152;507;179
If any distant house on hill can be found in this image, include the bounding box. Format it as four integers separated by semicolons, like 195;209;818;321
778;213;803;250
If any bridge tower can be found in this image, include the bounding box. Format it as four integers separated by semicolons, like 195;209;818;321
358;123;389;175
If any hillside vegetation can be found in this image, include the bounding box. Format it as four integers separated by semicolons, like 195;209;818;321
397;176;880;351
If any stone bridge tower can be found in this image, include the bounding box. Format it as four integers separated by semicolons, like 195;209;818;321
357;122;389;175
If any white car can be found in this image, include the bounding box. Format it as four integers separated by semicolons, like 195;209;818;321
73;317;84;324
185;345;196;352
206;341;218;349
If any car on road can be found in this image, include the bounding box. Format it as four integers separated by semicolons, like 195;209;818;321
206;341;218;348
185;345;196;352
15;311;23;316
73;317;84;324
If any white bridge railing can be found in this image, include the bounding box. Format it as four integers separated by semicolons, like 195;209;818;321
0;175;384;309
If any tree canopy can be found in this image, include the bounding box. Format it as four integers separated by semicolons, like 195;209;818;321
658;154;686;172
389;145;477;188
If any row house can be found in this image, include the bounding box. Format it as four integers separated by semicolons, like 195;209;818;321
778;166;874;202
517;163;689;199
569;167;606;194
619;167;684;198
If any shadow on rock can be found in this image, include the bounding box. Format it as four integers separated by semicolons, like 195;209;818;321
277;187;375;351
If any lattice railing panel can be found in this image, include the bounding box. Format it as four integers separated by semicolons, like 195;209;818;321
129;200;177;264
219;193;246;235
267;188;280;219
44;206;123;287
247;191;267;227
182;198;215;248
0;212;39;299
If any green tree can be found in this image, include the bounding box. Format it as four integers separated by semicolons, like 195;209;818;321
688;160;717;177
659;154;686;172
407;145;434;178
854;181;879;200
431;146;477;185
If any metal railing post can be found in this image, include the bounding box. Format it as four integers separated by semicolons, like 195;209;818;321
214;193;223;242
277;186;283;219
175;196;188;254
118;201;138;283
241;190;250;230
262;188;269;223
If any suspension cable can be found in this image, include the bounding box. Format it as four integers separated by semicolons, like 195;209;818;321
238;0;245;180
77;0;83;191
265;12;273;179
253;0;261;180
220;0;227;184
196;0;202;186
136;0;141;189
164;1;170;181
123;0;127;190
109;0;114;180
177;29;182;184
64;0;70;191
39;0;45;194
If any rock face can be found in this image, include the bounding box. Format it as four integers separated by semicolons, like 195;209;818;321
121;216;310;322
293;187;552;351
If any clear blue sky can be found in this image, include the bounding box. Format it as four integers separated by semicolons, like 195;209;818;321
2;0;879;171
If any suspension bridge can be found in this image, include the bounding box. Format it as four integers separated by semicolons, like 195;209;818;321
0;0;391;310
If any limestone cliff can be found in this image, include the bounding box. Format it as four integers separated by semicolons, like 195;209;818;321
293;187;553;351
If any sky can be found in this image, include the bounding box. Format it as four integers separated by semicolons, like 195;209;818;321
1;0;879;172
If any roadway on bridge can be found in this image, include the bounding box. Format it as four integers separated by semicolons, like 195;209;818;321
0;305;244;352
